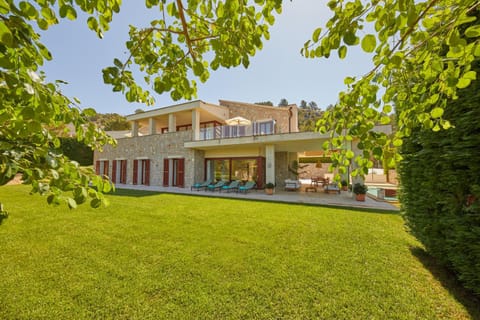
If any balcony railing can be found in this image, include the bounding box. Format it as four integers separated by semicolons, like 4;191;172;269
198;120;276;141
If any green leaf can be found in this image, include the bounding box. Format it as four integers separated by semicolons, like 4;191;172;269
393;139;403;147
343;31;358;46
456;78;471;89
67;197;77;209
361;34;376;53
0;0;9;14
90;198;102;208
312;27;322;42
465;25;480;38
87;17;98;32
338;45;347;59
346;150;354;159
0;21;13;46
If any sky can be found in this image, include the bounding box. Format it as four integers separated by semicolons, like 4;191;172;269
40;0;374;116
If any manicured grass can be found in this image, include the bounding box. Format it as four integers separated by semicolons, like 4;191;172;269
0;185;477;319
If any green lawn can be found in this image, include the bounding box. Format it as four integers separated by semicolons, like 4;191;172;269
0;185;477;319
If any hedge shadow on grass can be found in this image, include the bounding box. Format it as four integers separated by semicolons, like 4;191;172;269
110;188;161;198
410;246;480;319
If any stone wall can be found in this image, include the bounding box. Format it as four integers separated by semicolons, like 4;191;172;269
94;131;200;187
219;100;298;134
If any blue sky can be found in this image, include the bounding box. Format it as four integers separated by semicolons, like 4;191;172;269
40;0;373;115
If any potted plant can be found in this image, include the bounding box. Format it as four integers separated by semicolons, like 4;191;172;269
341;180;348;191
353;183;368;201
265;182;275;195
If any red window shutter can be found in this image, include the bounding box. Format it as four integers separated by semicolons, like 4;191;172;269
177;158;185;188
103;160;109;177
133;160;138;185
95;161;100;174
121;160;127;184
163;158;169;187
144;159;150;186
111;160;117;183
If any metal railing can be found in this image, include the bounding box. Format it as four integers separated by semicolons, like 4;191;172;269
198;120;276;140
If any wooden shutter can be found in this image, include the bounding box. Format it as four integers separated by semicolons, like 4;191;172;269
133;160;138;185
95;161;100;174
103;160;109;177
144;159;150;186
111;160;117;183
121;160;127;184
163;158;169;187
177;159;185;188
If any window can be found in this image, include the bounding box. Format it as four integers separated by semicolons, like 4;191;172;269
96;160;109;177
133;159;150;185
205;157;265;187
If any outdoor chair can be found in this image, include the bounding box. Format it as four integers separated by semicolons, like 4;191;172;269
324;183;341;194
207;180;227;192
238;181;256;194
220;180;240;193
284;179;301;191
190;179;212;191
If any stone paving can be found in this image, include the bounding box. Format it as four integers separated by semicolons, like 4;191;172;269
114;183;399;212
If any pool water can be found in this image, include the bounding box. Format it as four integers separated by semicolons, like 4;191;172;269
367;187;398;202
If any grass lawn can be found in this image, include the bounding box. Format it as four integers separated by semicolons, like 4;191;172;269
0;185;478;319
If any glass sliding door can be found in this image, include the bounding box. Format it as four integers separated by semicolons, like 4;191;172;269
205;157;264;187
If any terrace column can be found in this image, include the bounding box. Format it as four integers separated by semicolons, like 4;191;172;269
148;117;156;135
168;114;176;132
265;145;275;185
131;120;139;137
192;108;200;140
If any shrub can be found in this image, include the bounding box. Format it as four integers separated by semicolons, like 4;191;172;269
400;61;480;295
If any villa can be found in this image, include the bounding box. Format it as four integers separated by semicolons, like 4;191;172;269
94;100;386;189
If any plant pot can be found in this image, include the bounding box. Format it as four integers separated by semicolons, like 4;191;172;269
355;194;366;201
265;188;274;195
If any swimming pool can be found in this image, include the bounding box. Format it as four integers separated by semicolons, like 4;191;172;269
367;187;398;202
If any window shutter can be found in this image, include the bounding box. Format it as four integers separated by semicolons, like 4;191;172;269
177;159;185;188
163;159;169;187
95;161;100;174
121;160;127;184
133;160;138;185
103;160;109;177
111;160;117;183
144;159;150;186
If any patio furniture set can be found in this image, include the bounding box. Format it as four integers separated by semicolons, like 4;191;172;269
191;180;257;193
286;176;341;194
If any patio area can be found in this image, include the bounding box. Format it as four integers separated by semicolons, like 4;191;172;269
114;182;399;211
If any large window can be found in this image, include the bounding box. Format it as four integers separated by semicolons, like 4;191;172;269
205;157;264;187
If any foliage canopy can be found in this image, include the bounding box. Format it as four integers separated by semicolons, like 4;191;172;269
1;0;479;210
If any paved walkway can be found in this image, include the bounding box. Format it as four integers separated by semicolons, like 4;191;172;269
114;184;399;212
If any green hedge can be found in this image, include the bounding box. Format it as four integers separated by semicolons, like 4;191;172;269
59;138;93;166
400;63;480;295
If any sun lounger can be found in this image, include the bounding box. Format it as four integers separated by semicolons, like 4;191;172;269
284;179;301;191
190;179;212;191
207;180;227;192
238;181;256;193
220;180;240;193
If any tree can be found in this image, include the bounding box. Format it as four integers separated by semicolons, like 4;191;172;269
254;101;274;106
0;0;280;211
278;98;289;106
303;0;480;180
89;113;131;131
3;0;479;211
0;1;124;211
299;100;308;109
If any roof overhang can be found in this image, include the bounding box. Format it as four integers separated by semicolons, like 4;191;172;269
184;132;332;152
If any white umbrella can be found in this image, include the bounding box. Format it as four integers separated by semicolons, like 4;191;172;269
225;116;251;125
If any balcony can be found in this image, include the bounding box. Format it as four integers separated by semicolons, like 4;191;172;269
198;120;275;141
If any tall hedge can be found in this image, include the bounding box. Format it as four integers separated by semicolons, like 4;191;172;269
400;62;480;295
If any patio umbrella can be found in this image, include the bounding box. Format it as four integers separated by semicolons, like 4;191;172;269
225;116;251;125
